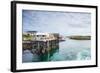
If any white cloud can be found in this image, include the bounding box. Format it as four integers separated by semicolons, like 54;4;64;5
23;10;91;35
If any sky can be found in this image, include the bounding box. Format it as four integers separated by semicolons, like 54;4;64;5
22;10;91;36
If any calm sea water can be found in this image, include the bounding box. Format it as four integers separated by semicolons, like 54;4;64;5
22;38;91;62
50;38;91;61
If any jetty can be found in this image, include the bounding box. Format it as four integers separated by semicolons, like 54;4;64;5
23;31;59;56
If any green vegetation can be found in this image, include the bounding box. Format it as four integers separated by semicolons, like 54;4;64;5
67;35;91;40
23;34;33;40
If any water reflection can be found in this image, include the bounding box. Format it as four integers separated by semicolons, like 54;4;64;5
22;40;59;62
22;38;91;63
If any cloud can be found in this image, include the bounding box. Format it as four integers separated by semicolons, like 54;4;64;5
22;10;91;35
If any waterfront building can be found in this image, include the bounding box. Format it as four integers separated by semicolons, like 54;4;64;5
23;31;60;57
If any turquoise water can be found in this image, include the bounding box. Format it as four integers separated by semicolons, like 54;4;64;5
22;38;91;62
50;38;91;61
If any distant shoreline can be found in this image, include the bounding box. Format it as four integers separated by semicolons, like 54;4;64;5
66;36;91;40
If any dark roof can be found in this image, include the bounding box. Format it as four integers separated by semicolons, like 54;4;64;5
27;31;37;33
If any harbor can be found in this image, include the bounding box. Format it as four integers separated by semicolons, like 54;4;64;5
22;31;61;62
22;10;91;63
22;31;91;62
